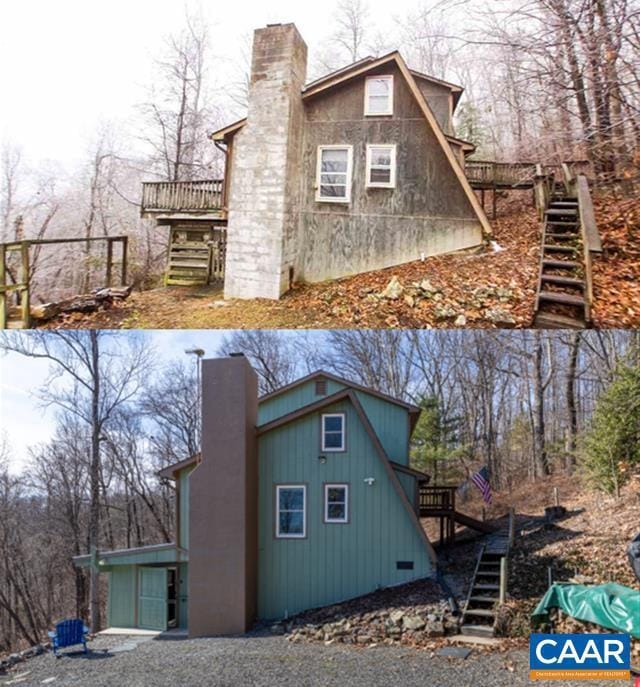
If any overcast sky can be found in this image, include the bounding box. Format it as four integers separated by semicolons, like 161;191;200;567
0;330;228;473
0;0;425;170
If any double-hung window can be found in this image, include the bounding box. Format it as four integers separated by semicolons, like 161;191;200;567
324;484;349;523
321;413;345;451
364;75;394;116
316;146;353;203
276;485;306;538
366;145;396;188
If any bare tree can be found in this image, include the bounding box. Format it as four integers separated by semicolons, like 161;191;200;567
0;331;154;633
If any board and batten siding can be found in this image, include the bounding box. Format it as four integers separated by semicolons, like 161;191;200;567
107;567;137;628
258;379;410;465
257;398;432;620
178;465;194;549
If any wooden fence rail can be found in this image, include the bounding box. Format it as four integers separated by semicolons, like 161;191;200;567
0;235;128;329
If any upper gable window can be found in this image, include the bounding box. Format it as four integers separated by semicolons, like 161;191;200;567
366;145;397;188
321;413;345;452
365;75;394;116
316;146;353;203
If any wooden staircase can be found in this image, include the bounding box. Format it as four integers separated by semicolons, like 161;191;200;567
532;165;602;329
165;225;226;286
534;196;588;328
460;529;511;638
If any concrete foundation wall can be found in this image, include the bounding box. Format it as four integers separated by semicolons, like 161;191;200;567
224;24;307;299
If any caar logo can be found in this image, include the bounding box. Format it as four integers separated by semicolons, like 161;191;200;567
530;633;631;681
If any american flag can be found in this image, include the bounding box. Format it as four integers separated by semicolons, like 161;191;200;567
471;466;492;504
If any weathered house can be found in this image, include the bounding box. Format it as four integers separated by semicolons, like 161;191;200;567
74;356;436;636
141;23;490;299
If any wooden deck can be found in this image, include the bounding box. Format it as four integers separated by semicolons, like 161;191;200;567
465;160;592;190
141;180;225;218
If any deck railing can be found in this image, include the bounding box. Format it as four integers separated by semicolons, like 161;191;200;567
141;180;224;214
419;485;457;512
465;160;592;189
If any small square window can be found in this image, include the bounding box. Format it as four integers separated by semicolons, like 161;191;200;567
366;145;397;188
324;484;349;523
364;75;394;116
321;413;345;451
276;485;306;538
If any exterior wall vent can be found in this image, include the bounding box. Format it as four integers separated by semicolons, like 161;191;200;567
315;379;327;395
396;561;414;570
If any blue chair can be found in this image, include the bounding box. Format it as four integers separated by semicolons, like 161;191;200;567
48;619;90;657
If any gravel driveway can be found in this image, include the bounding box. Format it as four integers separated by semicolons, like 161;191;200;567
0;632;633;687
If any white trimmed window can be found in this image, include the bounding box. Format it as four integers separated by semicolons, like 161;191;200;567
324;484;349;523
321;413;345;452
316;146;353;203
276;485;306;538
364;75;394;116
366;145;397;188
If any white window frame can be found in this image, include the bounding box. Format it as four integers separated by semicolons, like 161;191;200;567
321;413;346;452
275;484;307;539
315;145;353;204
324;484;349;524
364;75;394;116
366;144;397;189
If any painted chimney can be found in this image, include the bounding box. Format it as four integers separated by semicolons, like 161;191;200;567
224;23;307;300
188;356;258;636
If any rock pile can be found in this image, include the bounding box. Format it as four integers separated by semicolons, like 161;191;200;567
271;579;460;648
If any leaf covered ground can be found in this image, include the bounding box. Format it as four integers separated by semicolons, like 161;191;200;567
40;191;638;330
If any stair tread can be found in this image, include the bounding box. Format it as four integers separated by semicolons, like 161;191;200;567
542;259;579;269
538;291;586;307
473;584;500;590
534;311;586;329
546;208;577;215
475;571;500;577
546;233;579;240
464;609;496;618
469;596;499;603
460;624;495;637
543;244;577;253
540;275;585;288
546;220;579;227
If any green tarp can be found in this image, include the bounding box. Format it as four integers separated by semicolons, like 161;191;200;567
532;583;640;638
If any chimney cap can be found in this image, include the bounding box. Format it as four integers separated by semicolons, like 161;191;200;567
266;22;282;27
229;352;246;358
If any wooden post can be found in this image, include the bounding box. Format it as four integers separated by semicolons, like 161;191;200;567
499;557;507;603
120;237;128;285
106;238;113;287
0;244;6;330
20;241;30;328
553;487;560;508
481;188;485;209
492;186;497;220
508;507;515;548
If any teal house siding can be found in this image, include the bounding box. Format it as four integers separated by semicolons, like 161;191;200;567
259;378;411;465
258;379;346;424
394;469;418;508
257;398;432;620
178;466;194;548
107;567;137;628
354;390;409;464
178;562;189;629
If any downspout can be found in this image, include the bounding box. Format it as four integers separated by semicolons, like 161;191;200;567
213;140;228;212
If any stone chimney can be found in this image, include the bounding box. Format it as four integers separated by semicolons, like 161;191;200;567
188;356;258;636
224;23;307;300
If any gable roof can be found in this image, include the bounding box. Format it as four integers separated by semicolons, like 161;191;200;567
259;369;421;428
211;52;491;236
258;388;437;565
157;453;200;480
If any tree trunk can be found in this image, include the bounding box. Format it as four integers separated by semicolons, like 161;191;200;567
89;330;101;633
565;332;580;472
533;333;550;477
